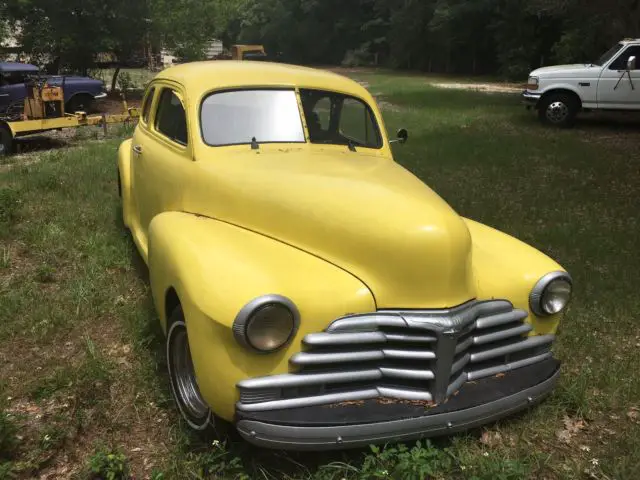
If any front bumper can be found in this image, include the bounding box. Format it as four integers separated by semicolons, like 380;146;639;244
236;358;560;450
93;92;108;100
522;90;542;108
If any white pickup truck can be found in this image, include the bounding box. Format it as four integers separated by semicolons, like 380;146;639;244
523;38;640;127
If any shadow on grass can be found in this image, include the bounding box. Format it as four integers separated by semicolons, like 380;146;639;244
13;135;69;155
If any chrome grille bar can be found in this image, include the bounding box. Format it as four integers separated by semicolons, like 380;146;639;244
469;335;554;364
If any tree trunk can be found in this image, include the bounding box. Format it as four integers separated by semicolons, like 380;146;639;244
111;66;121;93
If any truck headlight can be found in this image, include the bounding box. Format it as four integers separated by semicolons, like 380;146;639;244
530;272;572;316
527;76;539;90
233;295;299;352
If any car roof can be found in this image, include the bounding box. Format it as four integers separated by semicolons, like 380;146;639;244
0;62;39;73
155;61;371;100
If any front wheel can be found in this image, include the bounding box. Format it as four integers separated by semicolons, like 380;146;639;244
538;93;579;128
167;308;213;431
66;94;94;114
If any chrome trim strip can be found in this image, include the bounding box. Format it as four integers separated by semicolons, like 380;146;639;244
450;353;470;375
303;331;438;346
238;369;382;389
446;371;466;396
238;389;380;412
467;351;553;381
291;348;435;366
304;331;387;345
469;335;554;363
475;309;528;329
93;92;108;99
473;323;532;345
291;350;383;365
454;336;473;354
236;366;560;450
378;367;434;380
326;314;407;332
376;387;432;401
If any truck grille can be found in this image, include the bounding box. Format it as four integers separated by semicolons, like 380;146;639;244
236;299;554;412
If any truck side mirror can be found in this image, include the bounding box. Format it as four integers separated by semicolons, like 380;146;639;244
627;55;636;71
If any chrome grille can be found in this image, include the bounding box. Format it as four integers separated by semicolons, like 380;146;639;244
236;299;555;412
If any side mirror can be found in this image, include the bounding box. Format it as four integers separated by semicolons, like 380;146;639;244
627;55;636;71
390;128;408;144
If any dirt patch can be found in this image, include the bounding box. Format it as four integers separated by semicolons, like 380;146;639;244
431;82;522;94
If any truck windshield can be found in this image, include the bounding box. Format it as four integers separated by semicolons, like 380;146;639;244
594;43;624;66
201;88;383;149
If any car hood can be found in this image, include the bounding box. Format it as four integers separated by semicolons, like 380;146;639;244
530;64;599;78
185;149;476;309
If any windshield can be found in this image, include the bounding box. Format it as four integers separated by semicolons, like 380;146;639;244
200;88;383;149
300;89;382;149
594;43;624;66
201;89;305;146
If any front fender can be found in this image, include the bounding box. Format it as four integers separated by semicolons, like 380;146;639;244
148;212;375;420
117;139;133;228
464;218;567;335
539;83;583;101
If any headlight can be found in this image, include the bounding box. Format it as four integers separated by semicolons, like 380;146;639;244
529;271;572;316
233;295;299;352
527;76;539;90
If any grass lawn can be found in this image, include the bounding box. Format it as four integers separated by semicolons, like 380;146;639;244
1;71;640;479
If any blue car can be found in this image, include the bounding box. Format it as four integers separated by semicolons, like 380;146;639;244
0;62;107;117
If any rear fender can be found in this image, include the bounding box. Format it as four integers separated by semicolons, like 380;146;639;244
148;211;375;420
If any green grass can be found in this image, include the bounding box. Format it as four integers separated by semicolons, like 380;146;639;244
1;70;639;479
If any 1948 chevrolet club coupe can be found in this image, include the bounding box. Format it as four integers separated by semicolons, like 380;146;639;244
117;61;572;450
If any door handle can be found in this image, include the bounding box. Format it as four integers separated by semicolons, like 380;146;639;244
133;145;143;155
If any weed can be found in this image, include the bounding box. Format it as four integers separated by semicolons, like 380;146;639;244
0;187;19;226
88;448;129;480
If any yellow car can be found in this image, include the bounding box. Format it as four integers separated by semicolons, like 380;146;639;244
117;61;572;450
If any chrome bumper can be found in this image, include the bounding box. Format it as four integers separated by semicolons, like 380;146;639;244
522;90;541;107
93;92;108;99
236;359;560;450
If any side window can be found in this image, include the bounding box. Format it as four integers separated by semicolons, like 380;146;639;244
313;97;332;130
339;98;380;148
155;88;188;146
609;46;640;70
141;87;156;123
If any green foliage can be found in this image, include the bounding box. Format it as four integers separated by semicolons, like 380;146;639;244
88;449;129;480
359;441;455;479
0;187;20;227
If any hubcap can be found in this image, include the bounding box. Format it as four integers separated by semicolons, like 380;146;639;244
171;328;209;419
546;101;569;123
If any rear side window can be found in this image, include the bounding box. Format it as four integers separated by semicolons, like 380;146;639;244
155;88;188;145
141;87;155;123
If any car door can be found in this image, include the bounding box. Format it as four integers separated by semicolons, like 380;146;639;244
0;71;28;113
596;45;640;109
130;82;191;255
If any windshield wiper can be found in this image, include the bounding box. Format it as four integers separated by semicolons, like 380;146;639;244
251;136;259;150
347;139;357;152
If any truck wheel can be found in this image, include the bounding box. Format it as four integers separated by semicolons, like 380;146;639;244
0;124;13;156
66;94;94;113
538;93;579;128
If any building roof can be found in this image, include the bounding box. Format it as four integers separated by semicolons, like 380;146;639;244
155;61;371;101
0;62;39;73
